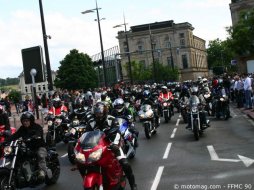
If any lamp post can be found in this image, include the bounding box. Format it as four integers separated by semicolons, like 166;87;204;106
38;0;53;91
149;24;156;82
168;41;174;68
113;15;133;84
82;0;107;87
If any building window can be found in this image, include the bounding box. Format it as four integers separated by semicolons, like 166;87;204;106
25;86;28;93
166;41;172;49
124;47;128;53
179;33;185;38
38;85;41;91
167;56;174;68
182;54;188;69
138;45;143;54
43;85;46;91
123;41;127;46
180;39;185;47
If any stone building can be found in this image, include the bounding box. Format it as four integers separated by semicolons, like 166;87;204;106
18;71;56;99
115;20;209;81
230;0;254;73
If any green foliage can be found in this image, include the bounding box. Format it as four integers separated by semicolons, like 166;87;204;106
125;61;179;82
54;49;98;90
8;90;21;103
207;38;234;70
227;9;254;56
0;78;19;86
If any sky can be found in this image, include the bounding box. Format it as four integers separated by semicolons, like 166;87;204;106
0;0;232;79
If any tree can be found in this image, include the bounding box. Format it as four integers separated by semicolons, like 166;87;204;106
54;49;98;90
155;63;179;82
207;38;235;73
227;9;254;56
124;61;152;82
8;90;21;104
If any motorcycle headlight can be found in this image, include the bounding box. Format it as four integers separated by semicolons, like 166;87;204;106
191;107;198;113
220;98;224;101
75;152;86;163
4;146;12;155
163;102;167;107
88;148;102;162
139;114;145;119
47;120;53;126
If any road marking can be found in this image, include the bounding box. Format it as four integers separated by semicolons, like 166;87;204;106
170;128;177;138
207;145;240;162
61;153;68;158
246;117;254;126
230;109;237;117
163;143;172;159
151;166;164;190
176;119;180;126
179;114;182;118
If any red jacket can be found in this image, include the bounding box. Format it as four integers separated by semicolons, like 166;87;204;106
159;92;173;102
48;105;68;116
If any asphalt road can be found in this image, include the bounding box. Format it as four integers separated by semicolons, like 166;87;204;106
16;106;254;190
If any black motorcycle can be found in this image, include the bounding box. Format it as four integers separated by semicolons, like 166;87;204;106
214;95;230;120
65;117;87;164
179;98;188;124
0;138;60;189
45;112;70;147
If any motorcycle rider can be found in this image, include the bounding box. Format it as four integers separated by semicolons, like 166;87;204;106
7;111;52;180
111;98;139;143
158;86;174;116
186;86;210;129
0;105;11;137
48;97;68;116
68;97;90;121
87;102;138;190
141;90;160;127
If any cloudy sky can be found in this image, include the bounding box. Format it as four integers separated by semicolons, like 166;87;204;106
0;0;232;79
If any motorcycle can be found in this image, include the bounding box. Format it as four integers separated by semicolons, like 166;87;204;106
45;112;70;147
66;117;87;164
125;101;137;122
116;117;137;159
173;92;180;113
161;99;173;123
138;104;156;139
188;96;202;140
179;98;188;124
203;92;213;116
0;125;16;158
0;138;60;189
214;95;230;120
74;130;126;190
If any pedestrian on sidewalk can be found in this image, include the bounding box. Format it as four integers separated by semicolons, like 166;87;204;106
243;73;252;110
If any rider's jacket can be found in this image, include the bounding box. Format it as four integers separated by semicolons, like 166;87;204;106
158;92;173;102
0;112;10;130
48;105;68;116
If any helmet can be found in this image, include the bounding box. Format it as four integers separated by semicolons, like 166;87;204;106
143;90;151;100
190;86;199;96
161;86;167;93
144;85;149;90
53;97;62;108
113;98;125;113
202;78;208;83
20;111;35;124
101;91;107;101
94;102;108;121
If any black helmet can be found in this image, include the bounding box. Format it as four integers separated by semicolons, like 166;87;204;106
190;86;199;96
75;97;83;108
20;111;35;123
53;98;62;108
94;102;108;122
113;98;125;113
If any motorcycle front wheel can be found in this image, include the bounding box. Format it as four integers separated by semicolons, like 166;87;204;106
45;157;60;185
0;169;16;190
144;123;152;139
193;119;200;141
68;142;76;164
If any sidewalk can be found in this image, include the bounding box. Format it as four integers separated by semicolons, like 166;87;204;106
239;107;254;120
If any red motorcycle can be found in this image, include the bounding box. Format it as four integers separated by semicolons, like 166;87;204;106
75;130;126;190
0;125;16;158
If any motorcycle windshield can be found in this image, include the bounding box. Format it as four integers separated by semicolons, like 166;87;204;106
79;130;104;149
190;95;200;106
141;105;151;112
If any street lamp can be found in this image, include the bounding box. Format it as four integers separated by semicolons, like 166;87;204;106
81;0;107;87
38;0;53;91
149;24;156;82
113;15;133;84
168;41;174;68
